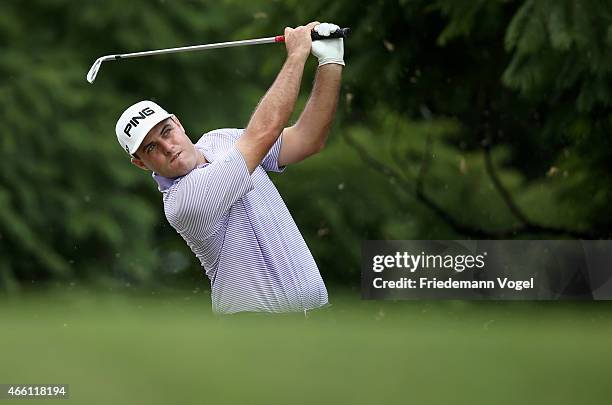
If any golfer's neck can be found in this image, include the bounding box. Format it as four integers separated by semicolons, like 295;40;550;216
196;149;208;166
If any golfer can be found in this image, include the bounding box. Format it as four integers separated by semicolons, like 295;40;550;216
115;22;343;314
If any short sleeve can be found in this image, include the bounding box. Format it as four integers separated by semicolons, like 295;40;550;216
171;146;254;239
197;128;286;173
260;130;286;173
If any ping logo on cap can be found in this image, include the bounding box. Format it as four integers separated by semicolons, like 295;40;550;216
123;107;155;137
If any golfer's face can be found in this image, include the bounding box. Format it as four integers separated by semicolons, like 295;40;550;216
137;117;197;177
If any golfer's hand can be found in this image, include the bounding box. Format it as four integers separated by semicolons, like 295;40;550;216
284;22;320;62
311;23;345;67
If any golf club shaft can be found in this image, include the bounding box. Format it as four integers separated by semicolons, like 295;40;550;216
110;28;350;61
113;37;277;61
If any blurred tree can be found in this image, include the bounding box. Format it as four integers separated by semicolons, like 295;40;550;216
0;0;609;290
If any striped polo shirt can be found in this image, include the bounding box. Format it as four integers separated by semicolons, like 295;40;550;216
153;128;328;314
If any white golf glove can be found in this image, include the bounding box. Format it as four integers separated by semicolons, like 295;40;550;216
311;23;345;67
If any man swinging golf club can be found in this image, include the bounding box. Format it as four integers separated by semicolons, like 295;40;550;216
115;22;343;314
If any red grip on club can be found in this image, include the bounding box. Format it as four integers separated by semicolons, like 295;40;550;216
275;27;350;43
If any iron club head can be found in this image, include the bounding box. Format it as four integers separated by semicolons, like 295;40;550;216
86;56;112;84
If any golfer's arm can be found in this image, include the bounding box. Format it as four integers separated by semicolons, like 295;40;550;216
236;55;306;174
278;64;342;166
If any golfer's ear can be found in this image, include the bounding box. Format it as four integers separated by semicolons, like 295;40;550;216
131;156;149;171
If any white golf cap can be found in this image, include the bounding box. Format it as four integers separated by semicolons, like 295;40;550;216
115;100;172;155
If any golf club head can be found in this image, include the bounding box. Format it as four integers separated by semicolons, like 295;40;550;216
86;56;107;84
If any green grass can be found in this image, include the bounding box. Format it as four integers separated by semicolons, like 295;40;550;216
1;287;611;404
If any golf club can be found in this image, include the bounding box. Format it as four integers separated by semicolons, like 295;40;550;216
86;27;350;84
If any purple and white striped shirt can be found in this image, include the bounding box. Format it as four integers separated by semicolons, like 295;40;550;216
153;128;328;314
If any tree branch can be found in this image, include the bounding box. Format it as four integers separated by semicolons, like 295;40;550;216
342;129;600;239
482;143;599;238
482;142;532;225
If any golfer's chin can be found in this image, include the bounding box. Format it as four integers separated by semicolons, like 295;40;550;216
162;157;195;178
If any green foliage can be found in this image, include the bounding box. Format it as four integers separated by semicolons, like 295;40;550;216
0;0;610;289
504;0;612;111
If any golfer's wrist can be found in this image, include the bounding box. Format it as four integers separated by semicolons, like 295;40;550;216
286;51;309;64
317;59;345;68
316;64;344;81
